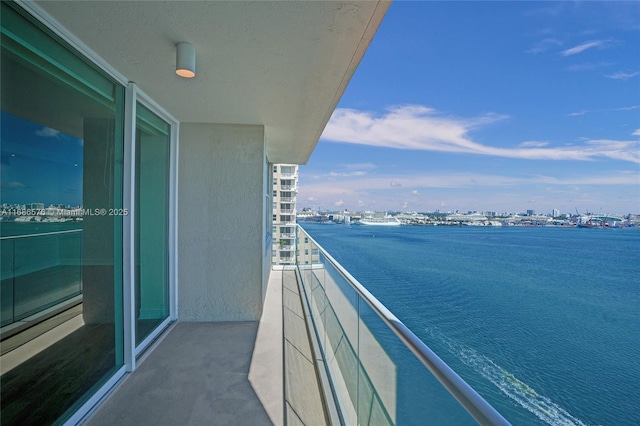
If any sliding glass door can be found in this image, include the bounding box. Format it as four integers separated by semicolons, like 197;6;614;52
134;103;171;347
1;3;124;424
1;2;176;423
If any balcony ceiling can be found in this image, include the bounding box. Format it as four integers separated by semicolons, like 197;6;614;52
34;1;390;164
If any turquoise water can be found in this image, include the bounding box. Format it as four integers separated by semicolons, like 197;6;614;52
301;223;640;425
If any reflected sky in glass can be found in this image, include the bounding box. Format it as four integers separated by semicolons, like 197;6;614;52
1;111;83;206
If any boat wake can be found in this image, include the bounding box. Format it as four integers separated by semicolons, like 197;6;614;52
426;327;587;426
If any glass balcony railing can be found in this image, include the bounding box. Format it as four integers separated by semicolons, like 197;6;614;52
1;229;83;329
278;233;297;239
296;225;509;425
279;173;298;178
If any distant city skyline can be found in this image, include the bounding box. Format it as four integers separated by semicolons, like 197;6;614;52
298;1;640;215
299;205;633;219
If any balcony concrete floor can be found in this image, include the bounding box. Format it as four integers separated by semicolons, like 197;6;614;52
85;321;273;426
84;270;326;426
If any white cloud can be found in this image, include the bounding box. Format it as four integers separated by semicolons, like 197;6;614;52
300;171;639;199
533;172;640;186
567;62;611;72
390;181;402;187
322;105;640;163
582;139;640;163
568;105;638;117
323;104;507;153
605;71;640;80
633;129;640;136
561;40;608;56
519;141;549;148
345;163;377;170
526;38;562;54
412;190;420;196
35;127;61;138
326;163;375;178
297;171;640;212
329;171;367;177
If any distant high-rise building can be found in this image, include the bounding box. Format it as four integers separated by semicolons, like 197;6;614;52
552;209;560;218
526;209;535;216
272;164;298;266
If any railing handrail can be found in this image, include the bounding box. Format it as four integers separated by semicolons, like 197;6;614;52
298;225;511;426
0;229;83;240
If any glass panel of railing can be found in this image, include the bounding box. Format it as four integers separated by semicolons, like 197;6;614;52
1;230;82;327
1;237;15;326
357;297;475;425
297;225;504;425
319;252;361;425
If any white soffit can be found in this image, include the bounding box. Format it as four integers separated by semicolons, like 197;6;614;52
35;1;391;164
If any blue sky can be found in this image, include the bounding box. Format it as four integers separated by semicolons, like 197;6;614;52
1;112;84;206
299;1;640;215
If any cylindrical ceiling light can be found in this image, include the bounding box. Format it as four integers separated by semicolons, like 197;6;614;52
176;42;196;78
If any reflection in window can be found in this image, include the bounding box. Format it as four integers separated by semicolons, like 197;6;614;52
134;103;170;346
1;3;124;424
1;112;84;328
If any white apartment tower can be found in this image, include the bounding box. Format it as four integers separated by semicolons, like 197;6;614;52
272;164;298;266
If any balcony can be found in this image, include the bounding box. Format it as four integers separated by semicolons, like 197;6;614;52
277;233;297;239
279;173;298;179
1;229;82;333
85;268;328;425
82;225;508;425
1;1;394;424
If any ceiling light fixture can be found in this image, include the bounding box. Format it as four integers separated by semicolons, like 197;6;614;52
176;42;196;78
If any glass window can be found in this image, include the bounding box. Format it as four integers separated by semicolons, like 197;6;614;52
1;3;124;423
134;102;170;346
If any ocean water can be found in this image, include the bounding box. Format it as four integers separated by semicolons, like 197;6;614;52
301;223;640;426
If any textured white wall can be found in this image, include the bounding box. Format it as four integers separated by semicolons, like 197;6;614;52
178;123;266;321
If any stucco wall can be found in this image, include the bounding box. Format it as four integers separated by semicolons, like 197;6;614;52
178;123;266;321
